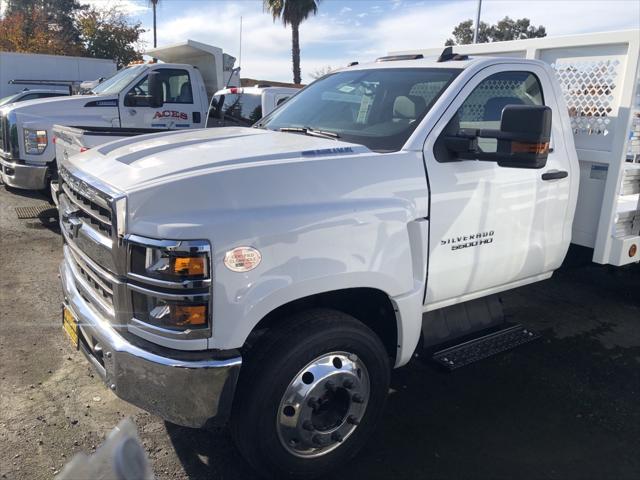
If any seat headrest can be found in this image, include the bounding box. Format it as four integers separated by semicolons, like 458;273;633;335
393;95;426;120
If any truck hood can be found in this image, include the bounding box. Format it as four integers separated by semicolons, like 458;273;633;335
0;94;118;126
66;127;369;193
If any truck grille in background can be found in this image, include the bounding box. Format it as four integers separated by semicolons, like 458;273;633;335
0;114;6;153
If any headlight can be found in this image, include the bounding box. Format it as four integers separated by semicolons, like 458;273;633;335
127;236;212;337
23;128;48;154
132;291;209;331
129;240;210;282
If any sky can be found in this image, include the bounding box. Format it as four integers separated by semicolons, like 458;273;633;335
21;0;640;81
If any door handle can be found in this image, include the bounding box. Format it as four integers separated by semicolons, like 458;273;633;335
542;170;568;181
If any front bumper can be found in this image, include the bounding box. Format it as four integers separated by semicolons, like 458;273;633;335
0;155;49;190
60;257;242;428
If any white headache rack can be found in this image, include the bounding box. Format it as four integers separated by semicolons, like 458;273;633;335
394;30;640;266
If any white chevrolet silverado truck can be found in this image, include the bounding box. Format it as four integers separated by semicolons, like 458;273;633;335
0;40;238;190
56;31;639;479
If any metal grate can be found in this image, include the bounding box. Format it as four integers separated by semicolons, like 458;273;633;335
15;204;58;220
552;59;620;136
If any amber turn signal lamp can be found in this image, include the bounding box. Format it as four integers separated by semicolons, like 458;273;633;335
511;141;549;155
171;257;206;276
170;305;207;326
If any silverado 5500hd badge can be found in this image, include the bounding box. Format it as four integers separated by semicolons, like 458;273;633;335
442;231;494;251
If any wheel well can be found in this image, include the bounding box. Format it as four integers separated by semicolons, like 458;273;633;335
251;288;398;361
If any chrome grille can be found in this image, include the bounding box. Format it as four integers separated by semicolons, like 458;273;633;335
61;182;113;237
65;244;115;316
59;166;114;238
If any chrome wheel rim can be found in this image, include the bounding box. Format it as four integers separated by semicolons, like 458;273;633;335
276;351;370;458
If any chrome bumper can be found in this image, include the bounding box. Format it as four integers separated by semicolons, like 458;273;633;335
0;155;49;190
60;257;242;428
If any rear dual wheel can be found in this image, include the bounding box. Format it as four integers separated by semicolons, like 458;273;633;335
230;309;390;479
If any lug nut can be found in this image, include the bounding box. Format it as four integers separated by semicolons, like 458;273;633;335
331;432;343;443
343;379;354;389
352;393;364;404
302;420;314;431
325;380;336;392
347;415;360;425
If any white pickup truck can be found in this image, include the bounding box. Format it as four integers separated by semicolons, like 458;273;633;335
55;31;639;479
51;85;300;164
0;40;239;190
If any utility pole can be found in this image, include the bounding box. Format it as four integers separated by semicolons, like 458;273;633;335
152;0;158;48
473;0;482;43
239;16;243;71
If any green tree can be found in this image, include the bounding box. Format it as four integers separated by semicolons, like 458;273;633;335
77;6;145;68
5;0;86;47
446;16;546;45
263;0;321;85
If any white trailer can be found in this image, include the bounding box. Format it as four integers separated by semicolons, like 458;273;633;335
393;30;640;267
0;51;116;97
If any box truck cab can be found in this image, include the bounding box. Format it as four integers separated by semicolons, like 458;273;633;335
55;31;638;479
0;40;239;190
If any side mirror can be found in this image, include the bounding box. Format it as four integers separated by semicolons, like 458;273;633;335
442;105;552;169
148;72;164;108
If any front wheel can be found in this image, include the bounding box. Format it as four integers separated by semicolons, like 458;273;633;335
230;309;390;479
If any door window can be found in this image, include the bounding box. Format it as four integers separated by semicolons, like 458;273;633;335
444;71;544;155
125;69;193;107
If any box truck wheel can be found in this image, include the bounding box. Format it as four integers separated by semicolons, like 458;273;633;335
230;308;390;479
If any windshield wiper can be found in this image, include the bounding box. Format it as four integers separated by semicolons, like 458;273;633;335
278;126;340;140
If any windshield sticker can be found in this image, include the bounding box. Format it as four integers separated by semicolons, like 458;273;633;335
338;85;356;93
153;110;188;120
442;231;494;251
301;147;354;157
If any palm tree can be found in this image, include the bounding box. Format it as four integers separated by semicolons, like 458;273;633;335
264;0;320;85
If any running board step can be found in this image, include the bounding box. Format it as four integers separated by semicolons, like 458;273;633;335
432;324;540;370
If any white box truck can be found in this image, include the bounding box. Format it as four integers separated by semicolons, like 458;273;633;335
55;31;638;479
0;40;239;190
0;50;116;98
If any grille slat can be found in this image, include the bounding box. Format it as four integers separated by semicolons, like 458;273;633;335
66;244;115;310
62;182;112;229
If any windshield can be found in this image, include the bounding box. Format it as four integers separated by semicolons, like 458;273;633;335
261;68;459;152
91;65;147;95
0;93;20;106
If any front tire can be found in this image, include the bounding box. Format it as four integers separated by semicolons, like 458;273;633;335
230;309;390;479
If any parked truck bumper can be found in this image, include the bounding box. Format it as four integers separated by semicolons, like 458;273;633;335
59;258;242;428
0;156;49;190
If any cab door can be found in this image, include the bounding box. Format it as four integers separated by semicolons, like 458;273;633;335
423;63;574;308
120;68;199;129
